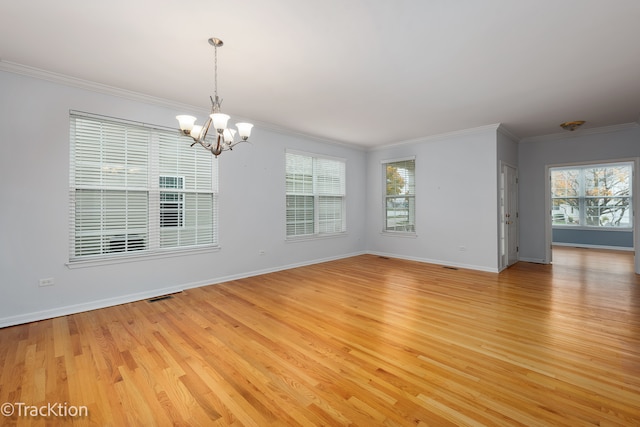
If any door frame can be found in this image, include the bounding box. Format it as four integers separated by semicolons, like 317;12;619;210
499;162;519;270
543;157;639;273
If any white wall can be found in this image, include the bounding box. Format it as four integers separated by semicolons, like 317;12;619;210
365;126;500;272
518;125;640;263
0;70;367;326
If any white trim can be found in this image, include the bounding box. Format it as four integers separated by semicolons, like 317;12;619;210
371;124;501;151
552;225;632;232
367;251;499;273
521;122;640;144
545;157;640;271
0;284;186;329
552;242;634;251
380;155;416;165
1;61;202;113
550;159;634;171
381;158;416;234
496;124;520;142
66;245;221;269
0;60;367;151
380;231;418;238
518;256;549;264
0;251;365;328
285;148;347;164
285;232;349;243
549;161;633;229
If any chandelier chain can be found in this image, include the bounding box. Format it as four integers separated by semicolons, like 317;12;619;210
214;43;218;100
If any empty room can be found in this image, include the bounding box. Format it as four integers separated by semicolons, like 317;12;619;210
1;1;639;426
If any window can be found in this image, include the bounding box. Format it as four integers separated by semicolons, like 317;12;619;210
383;158;415;232
551;162;632;228
69;112;218;261
160;176;184;228
286;151;346;238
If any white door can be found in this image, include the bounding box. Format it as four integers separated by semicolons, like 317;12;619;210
501;164;519;268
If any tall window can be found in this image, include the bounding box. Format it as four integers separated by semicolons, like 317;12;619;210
383;158;415;232
551;162;632;228
69;113;218;261
286;151;346;238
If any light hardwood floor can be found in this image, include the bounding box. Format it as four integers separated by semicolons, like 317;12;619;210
1;247;639;426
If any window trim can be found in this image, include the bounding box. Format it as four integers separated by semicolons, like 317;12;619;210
285;149;347;240
68;111;219;265
550;161;633;230
381;156;416;235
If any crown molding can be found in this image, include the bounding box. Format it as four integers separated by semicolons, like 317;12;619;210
496;124;521;142
371;123;502;151
0;60;207;113
0;60;367;152
520;122;640;144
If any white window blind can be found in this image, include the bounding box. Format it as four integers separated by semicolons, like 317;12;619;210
69;113;218;261
286;151;346;238
157;131;217;248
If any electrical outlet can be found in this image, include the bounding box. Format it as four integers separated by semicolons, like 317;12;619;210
39;278;55;287
459;246;467;252
258;250;266;256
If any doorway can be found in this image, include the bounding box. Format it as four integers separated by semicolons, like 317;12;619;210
544;158;639;274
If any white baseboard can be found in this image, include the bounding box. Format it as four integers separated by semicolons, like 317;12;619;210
518;257;549;264
552;242;634;252
0;251;366;328
366;251;499;273
0;284;185;329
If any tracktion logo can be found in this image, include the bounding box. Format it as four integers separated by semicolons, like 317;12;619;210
2;402;88;418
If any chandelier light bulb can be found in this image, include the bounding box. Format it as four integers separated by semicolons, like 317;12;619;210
236;123;253;141
211;113;230;133
176;115;197;133
190;125;203;140
223;128;236;143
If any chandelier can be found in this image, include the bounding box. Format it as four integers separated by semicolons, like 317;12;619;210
176;37;253;157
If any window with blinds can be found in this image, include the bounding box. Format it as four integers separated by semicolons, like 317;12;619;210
285;151;346;238
383;158;416;233
69;113;218;261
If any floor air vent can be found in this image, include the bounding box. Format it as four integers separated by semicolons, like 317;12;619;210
148;295;174;303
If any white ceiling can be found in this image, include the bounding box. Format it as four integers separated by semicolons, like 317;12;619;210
1;0;639;147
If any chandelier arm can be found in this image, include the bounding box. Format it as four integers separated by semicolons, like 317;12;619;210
198;117;214;144
211;134;223;156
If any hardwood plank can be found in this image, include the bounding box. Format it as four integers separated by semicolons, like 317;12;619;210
0;247;639;425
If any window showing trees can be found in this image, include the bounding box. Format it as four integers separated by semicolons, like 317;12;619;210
383;158;415;232
551;163;632;228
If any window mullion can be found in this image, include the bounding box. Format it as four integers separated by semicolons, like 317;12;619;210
148;132;160;251
312;158;318;235
579;168;585;226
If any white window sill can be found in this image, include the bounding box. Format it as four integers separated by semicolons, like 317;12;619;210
380;231;418;238
66;245;221;269
552;226;632;232
285;232;348;243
